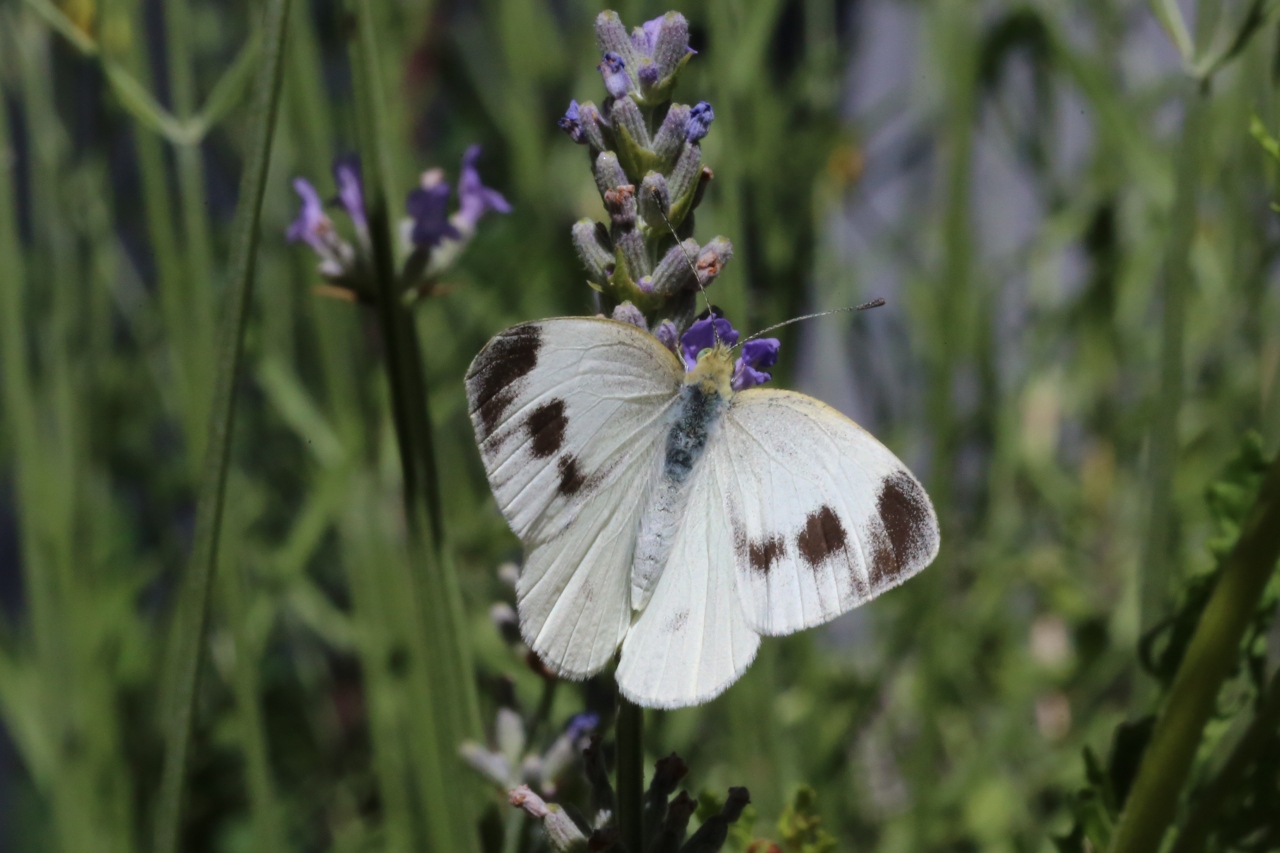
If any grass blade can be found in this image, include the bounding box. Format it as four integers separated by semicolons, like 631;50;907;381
150;0;294;849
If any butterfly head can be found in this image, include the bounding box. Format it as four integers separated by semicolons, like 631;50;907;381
684;343;736;398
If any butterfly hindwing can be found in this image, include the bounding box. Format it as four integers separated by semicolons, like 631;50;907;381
465;318;683;678
616;451;761;708
714;389;940;636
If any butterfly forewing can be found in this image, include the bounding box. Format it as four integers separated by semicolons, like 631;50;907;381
715;389;940;636
465;318;684;678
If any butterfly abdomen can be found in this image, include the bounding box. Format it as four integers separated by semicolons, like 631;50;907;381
632;381;729;610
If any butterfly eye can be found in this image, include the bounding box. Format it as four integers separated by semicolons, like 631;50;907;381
697;347;712;362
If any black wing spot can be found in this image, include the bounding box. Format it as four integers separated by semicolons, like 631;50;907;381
748;536;787;575
468;324;542;437
869;471;932;588
557;455;586;496
526;399;568;459
796;506;847;568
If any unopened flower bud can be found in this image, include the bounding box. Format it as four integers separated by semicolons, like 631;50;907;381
668;142;703;212
638;172;670;229
608;94;651;151
603;185;637;228
577;101;610;151
651;13;691;81
595;12;638;69
593;151;629;198
692;166;714;211
583;735;615;818
695;237;733;287
679;788;751;853
572;219;615;284
614;227;650;280
650;239;701;296
643;753;690;844
612;301;648;329
652;104;690;165
649;790;697;853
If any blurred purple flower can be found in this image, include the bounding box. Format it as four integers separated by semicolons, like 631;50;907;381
287;177;353;277
456;145;512;233
565;712;599;743
406;171;459;249
686;101;714;143
677;312;780;389
332;155;367;235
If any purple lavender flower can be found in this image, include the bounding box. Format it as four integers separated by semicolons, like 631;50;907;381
656;319;680;353
634;16;664;54
732;337;780;390
332;155;367;236
456;145;512;233
405;171;459;249
677;313;781;389
679;311;738;370
557;100;585;143
686;101;715;143
598;51;631;99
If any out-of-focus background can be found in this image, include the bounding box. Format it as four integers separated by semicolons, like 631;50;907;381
1;0;1278;850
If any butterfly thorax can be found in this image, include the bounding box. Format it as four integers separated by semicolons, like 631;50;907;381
631;345;735;612
684;343;735;398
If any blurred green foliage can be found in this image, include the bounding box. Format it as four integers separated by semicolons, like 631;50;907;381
0;0;1279;851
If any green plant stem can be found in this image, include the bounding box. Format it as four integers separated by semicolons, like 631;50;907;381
347;2;481;849
1107;452;1280;853
1167;671;1280;853
616;697;645;853
151;1;293;849
1138;79;1208;643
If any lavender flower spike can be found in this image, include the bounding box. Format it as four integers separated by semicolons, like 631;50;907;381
287;177;354;278
332;155;368;240
456;145;512;234
686;101;715;143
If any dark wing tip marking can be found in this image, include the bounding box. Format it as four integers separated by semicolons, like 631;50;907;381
468;324;542;437
748;535;787;575
797;506;847;568
526;399;569;459
869;470;934;588
557;455;586;496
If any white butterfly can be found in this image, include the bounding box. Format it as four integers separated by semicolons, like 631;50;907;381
466;316;940;708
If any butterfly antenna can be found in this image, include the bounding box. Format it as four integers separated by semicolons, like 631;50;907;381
652;188;721;347
739;299;886;346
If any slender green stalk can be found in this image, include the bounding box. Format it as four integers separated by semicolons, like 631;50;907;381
1107;453;1280;853
1138;79;1209;643
162;0;218;451
347;1;481;848
1167;671;1280;853
616;698;645;853
151;1;294;849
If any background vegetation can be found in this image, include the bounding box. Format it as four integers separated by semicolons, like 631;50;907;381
0;0;1278;851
